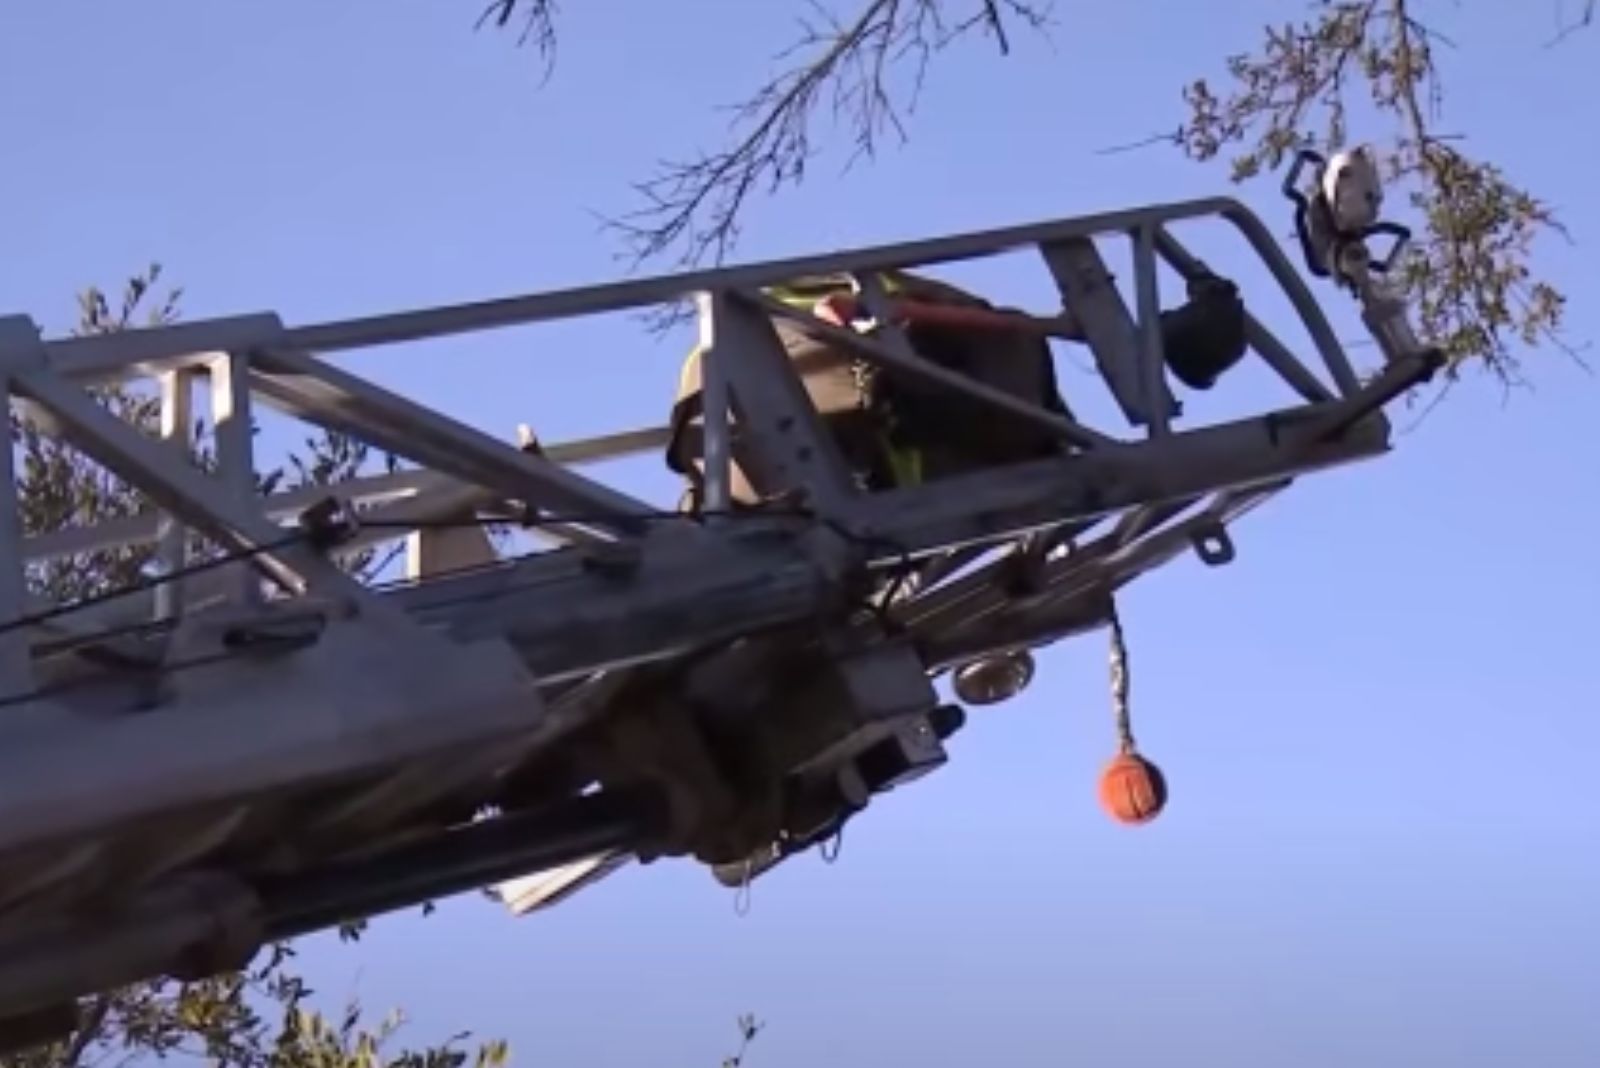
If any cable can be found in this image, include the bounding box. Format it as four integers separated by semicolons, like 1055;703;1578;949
360;503;921;598
0;629;316;712
0;496;921;713
373;506;920;633
0;533;309;639
4;506;727;637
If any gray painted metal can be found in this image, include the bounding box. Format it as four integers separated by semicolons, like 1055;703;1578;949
1041;235;1174;428
0;193;1428;1033
704;291;859;516
753;292;1116;449
248;346;654;531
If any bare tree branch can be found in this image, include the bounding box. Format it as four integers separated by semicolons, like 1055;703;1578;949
475;0;559;78
1547;0;1597;45
602;0;1052;268
721;1014;764;1068
463;1;1579;377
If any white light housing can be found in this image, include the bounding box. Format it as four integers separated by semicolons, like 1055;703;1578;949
1321;146;1384;233
952;650;1036;706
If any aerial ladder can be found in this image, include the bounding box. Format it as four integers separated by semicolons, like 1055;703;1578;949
0;148;1438;1049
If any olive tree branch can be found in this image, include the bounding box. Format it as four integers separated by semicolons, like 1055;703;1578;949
602;0;1053;269
1170;0;1580;381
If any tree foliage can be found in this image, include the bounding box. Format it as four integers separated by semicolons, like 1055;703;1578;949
1172;0;1581;380
475;0;1586;380
3;273;504;1068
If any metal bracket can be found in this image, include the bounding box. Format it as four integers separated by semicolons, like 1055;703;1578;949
1041;236;1179;428
1190;521;1236;567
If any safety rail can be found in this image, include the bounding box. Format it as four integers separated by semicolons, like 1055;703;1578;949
7;197;1362;587
0;186;1435;1047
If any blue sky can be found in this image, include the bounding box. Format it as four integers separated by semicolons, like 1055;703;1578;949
3;2;1597;1066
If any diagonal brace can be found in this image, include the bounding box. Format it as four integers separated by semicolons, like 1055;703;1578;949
700;291;859;516
9;369;369;602
249;347;653;534
747;293;1115;450
1041;236;1178;428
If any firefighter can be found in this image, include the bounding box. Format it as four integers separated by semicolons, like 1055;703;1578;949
665;268;1246;511
666;270;1076;511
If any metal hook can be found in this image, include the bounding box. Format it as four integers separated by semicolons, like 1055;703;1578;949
733;858;754;917
820;825;845;864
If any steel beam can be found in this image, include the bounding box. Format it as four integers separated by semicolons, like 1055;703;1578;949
852;405;1388;559
751;292;1115;450
915;486;1283;665
0;190;1424;1035
261;790;653;940
30;198;1345;381
0;376;33;700
387;403;1388;682
248;347;654;533
19;427;671;565
1041;236;1176;428
0;399;1374;859
0;614;546;857
44;313;285;382
10;369;354;600
1129;224;1174;437
0;792;650;1027
154;369;197;617
209;353;261;605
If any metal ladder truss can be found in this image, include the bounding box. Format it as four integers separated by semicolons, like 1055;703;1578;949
0;194;1435;1040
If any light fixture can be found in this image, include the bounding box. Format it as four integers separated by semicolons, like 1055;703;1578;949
952;650;1035;706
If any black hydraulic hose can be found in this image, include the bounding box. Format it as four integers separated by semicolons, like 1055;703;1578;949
259;789;660;940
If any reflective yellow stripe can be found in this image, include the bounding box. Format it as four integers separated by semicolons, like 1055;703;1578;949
765;271;912;308
887;444;923;487
679;270;919;402
677;347;702;396
764;278;847;308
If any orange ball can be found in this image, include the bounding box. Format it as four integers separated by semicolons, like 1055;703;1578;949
1098;751;1168;825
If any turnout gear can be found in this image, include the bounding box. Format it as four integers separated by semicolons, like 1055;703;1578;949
666;271;1074;509
665;267;1250;510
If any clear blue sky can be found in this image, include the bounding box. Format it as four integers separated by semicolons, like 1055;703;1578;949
3;3;1597;1065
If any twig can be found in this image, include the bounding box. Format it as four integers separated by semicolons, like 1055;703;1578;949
602;1;1052;267
1547;0;1596;45
475;0;559;81
1172;0;1579;379
60;995;113;1068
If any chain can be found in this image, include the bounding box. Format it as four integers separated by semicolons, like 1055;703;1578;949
1108;600;1136;755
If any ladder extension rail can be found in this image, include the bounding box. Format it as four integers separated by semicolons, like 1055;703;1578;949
0;188;1436;1038
5;196;1361;584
